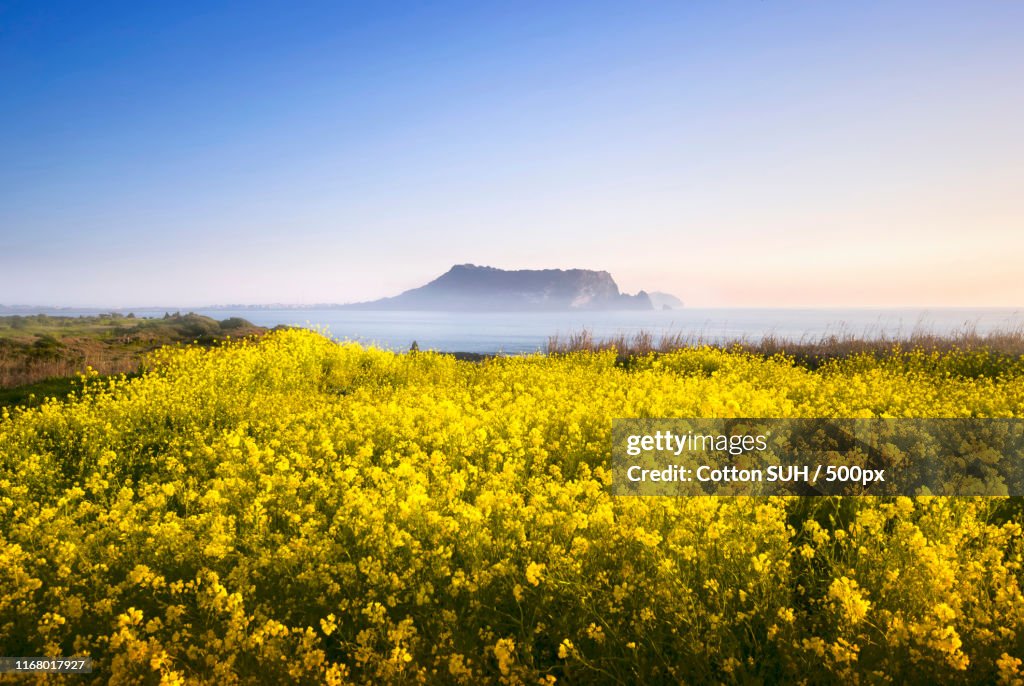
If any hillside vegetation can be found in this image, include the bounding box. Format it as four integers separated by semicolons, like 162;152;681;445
2;329;1024;683
0;313;265;402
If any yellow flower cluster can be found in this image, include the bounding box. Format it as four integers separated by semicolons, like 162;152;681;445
1;330;1023;683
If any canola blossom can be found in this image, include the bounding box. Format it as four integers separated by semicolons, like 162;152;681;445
2;329;1024;684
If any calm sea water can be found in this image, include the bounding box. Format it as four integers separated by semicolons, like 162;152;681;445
17;307;1024;354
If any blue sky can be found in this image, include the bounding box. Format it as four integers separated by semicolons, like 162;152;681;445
2;1;1022;307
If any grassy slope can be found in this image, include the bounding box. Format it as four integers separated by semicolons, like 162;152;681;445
0;313;266;399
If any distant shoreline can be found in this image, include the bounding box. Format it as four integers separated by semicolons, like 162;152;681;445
2;308;1023;355
4;305;1023;314
3;312;1023;408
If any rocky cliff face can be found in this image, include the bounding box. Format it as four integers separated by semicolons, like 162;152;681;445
345;264;655;311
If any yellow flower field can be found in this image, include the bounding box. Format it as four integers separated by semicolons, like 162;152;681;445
2;329;1024;684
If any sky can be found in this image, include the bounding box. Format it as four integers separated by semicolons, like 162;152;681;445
1;1;1022;308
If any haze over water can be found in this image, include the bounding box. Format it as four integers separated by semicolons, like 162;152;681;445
13;308;1023;354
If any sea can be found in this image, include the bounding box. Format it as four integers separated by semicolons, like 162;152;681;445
11;307;1024;354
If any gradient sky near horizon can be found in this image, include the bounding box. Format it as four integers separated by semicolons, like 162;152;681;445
2;1;1022;308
